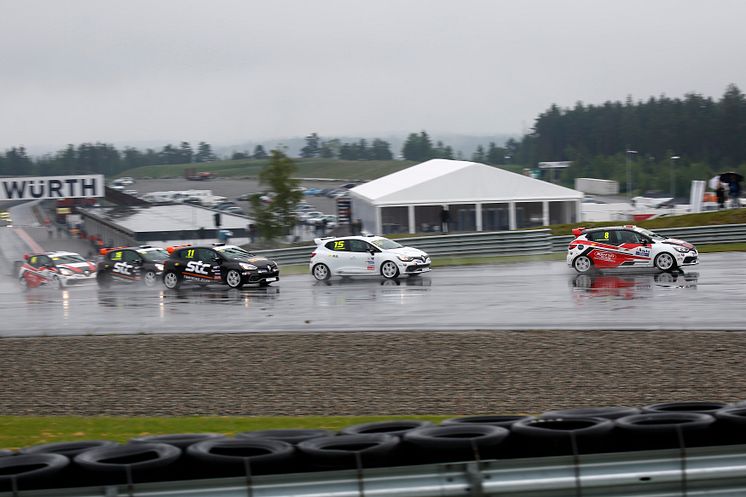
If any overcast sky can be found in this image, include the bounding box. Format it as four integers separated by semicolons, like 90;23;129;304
1;0;745;152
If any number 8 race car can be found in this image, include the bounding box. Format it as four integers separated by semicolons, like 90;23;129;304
567;225;699;273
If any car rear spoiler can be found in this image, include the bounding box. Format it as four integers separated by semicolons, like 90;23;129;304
313;237;335;245
571;227;586;237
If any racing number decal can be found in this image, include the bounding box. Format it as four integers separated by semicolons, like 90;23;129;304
111;251;122;261
333;241;345;250
603;232;610;240
185;249;195;259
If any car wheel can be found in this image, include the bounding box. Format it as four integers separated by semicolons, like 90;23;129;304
380;261;400;279
142;270;157;287
225;269;243;289
97;272;111;288
312;263;330;281
573;255;593;273
163;271;181;289
654;252;677;272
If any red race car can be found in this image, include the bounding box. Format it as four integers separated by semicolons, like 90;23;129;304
18;251;97;289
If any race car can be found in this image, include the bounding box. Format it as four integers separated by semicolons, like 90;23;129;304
161;243;279;289
96;245;169;287
309;235;431;280
18;251;97;289
567;225;699;273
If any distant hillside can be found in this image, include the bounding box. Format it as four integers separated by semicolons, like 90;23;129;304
118;158;417;180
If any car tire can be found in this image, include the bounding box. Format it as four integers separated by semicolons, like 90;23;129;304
142;270;158;287
654;252;677;272
312;263;330;281
225;269;243;289
163;271;182;290
0;453;69;486
380;261;400;279
573;255;593;273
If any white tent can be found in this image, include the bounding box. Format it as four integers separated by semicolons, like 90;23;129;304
349;159;583;234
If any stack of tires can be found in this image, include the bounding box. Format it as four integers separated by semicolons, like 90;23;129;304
6;400;746;490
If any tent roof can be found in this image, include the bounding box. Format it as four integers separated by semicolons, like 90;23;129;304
349;159;583;205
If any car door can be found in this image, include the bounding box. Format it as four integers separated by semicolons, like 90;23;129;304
197;248;223;282
586;230;623;268
617;230;653;266
180;248;213;282
347;239;377;274
123;250;145;279
108;250;132;280
324;239;350;274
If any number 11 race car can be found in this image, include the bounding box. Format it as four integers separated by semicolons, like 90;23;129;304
567;225;699;273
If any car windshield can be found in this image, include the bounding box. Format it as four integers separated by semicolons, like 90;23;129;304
138;249;169;262
370;238;403;250
51;254;86;264
215;245;255;257
637;228;666;240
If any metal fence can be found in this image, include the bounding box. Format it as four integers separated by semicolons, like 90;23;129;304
11;444;746;497
255;224;746;265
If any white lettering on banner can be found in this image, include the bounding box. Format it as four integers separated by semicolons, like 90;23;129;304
595;251;616;262
0;175;104;200
186;261;210;275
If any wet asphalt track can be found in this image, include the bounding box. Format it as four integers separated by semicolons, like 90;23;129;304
2;252;746;336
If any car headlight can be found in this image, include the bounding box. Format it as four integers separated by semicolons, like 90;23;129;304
59;267;73;276
397;255;413;262
673;245;690;253
154;263;164;271
240;263;257;270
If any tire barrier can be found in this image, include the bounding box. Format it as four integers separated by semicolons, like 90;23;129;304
541;406;641;420
236;429;335;445
510;416;615;457
0;453;69;492
10;401;746;491
714;406;746;444
74;442;181;486
339;420;434;438
186;438;295;477
642;400;730;414
440;414;533;428
297;434;399;470
614;412;716;451
130;433;225;449
19;440;118;457
403;425;510;463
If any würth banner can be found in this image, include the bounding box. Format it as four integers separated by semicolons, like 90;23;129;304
0;175;105;201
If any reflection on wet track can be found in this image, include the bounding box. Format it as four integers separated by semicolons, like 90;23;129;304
2;252;746;336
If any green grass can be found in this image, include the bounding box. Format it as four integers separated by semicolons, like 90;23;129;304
0;416;450;450
118;158;416;181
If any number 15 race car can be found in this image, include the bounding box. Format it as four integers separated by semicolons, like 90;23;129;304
567;225;699;273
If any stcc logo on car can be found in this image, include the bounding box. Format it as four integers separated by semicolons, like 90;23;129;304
185;260;211;276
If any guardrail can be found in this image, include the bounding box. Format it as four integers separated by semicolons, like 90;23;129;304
11;444;746;497
253;229;553;265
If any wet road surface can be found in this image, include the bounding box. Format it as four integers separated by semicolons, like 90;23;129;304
2;252;745;336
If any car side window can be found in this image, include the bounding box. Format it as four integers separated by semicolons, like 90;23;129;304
109;250;123;261
618;230;640;244
123;250;141;263
197;248;218;263
348;239;371;253
28;255;42;268
326;240;349;252
39;256;54;267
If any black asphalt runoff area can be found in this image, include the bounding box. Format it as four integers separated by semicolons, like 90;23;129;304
2;252;746;336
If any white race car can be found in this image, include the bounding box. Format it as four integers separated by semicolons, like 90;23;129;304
310;235;431;280
567;225;699;273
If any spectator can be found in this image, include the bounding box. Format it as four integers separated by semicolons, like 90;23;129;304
716;182;726;209
730;180;742;208
440;208;450;233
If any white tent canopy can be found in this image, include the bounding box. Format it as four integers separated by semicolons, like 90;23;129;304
349;159;582;234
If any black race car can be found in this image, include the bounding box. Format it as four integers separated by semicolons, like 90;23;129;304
97;246;169;287
162;244;279;289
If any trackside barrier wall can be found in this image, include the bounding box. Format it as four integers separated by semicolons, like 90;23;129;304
256;224;746;265
6;444;746;497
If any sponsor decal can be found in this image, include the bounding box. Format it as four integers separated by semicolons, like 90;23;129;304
366;258;375;270
635;247;651;257
112;262;133;275
0;175;104;201
594;251;616;262
185;260;211;275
